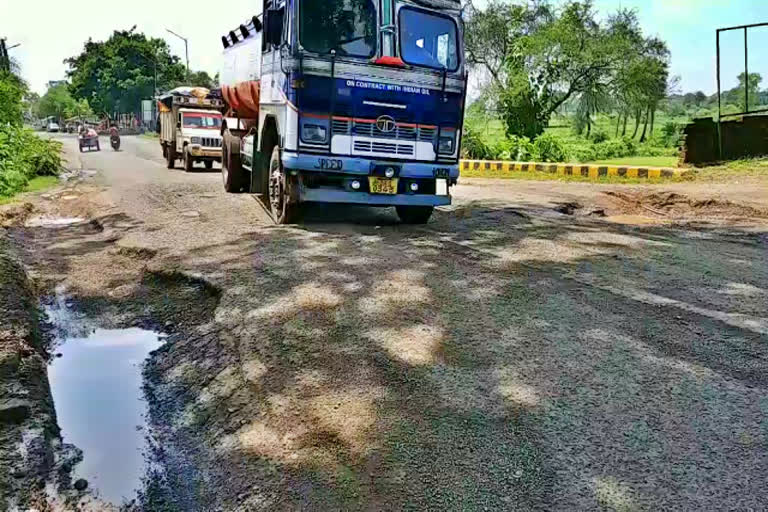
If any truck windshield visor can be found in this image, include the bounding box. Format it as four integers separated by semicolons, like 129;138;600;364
183;113;222;129
300;0;377;57
399;8;459;71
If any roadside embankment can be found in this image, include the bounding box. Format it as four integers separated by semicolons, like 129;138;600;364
0;230;58;508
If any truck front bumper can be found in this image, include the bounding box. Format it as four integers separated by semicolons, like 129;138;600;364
283;152;457;207
282;153;460;180
299;188;451;206
187;145;222;159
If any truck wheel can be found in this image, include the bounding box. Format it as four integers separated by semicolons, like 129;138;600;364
184;150;194;172
162;144;168;158
268;145;299;224
166;146;176;169
396;206;434;224
204;160;213;170
222;130;246;193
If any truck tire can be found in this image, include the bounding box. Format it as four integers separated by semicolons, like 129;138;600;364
222;130;247;193
184;149;194;172
396;206;434;224
166;145;176;169
267;145;299;224
204;160;213;170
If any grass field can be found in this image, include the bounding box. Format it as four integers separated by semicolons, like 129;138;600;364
468;114;683;168
0;176;59;205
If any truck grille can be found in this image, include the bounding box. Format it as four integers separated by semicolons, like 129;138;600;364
353;140;414;156
201;137;221;148
332;118;436;143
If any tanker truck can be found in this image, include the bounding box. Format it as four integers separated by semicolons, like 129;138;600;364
219;0;466;224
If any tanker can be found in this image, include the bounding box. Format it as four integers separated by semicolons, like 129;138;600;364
219;0;467;224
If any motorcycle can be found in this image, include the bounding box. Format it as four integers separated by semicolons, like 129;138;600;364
110;135;121;151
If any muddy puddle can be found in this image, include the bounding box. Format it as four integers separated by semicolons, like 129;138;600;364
45;296;163;505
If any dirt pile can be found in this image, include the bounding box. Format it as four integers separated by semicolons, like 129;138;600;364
604;190;768;220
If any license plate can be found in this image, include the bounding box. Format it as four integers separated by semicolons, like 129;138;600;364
368;177;398;195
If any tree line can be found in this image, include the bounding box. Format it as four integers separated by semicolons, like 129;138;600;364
32;27;217;123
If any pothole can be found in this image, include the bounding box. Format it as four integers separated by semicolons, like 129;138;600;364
44;294;164;506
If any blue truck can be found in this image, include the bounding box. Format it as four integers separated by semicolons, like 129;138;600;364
219;0;466;224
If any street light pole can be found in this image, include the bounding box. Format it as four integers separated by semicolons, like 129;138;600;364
166;29;189;82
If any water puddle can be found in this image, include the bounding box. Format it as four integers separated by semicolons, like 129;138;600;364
45;297;163;504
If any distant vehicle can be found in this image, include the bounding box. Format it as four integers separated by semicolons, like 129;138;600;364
47;122;60;132
217;0;467;224
78;127;100;152
157;88;224;172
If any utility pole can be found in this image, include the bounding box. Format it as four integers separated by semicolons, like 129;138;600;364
166;29;189;82
1;39;20;73
0;38;9;73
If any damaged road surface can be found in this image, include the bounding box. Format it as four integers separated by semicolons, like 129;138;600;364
2;133;768;510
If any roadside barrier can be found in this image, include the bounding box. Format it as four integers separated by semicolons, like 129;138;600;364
459;160;692;180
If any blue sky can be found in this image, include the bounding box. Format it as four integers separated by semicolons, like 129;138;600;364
3;0;767;94
592;0;768;94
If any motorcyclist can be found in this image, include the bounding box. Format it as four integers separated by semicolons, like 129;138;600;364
109;124;121;150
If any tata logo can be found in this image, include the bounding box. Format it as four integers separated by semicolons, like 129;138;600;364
376;115;396;133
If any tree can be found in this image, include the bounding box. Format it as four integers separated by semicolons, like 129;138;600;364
574;80;611;137
183;70;217;89
65;98;94;120
0;70;27;126
465;0;640;139
38;84;77;121
65;27;186;115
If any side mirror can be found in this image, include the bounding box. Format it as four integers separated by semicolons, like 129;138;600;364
266;8;284;46
176;122;181;129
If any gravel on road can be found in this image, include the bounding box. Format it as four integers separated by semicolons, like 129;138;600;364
3;134;768;511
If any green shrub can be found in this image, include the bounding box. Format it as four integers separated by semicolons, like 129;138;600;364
0;125;62;197
490;135;534;161
572;146;597;162
591;130;609;143
461;124;495;160
532;132;567;162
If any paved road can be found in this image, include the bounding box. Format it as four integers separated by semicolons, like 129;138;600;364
19;135;768;510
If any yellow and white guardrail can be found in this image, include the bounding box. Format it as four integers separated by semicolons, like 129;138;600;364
459;160;692;179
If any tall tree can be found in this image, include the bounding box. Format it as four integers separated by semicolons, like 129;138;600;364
65;27;186;115
465;0;638;139
0;70;27;126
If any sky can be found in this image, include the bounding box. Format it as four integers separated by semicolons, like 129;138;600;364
2;0;768;95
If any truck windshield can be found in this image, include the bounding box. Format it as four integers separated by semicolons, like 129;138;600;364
399;8;459;71
300;0;377;57
183;114;222;129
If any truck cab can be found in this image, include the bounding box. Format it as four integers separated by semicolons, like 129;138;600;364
176;109;223;170
220;0;466;224
158;91;225;172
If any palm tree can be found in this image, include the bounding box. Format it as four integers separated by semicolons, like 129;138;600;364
574;80;612;138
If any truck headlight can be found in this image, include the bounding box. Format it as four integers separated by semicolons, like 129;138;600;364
438;136;454;154
190;137;201;145
301;124;327;143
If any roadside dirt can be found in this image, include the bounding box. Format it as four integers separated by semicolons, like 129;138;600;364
4;134;768;510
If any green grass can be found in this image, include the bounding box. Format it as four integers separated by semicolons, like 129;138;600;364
140;132;159;139
460;168;688;185
588;156;678;168
0;175;59;205
468;114;682;165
